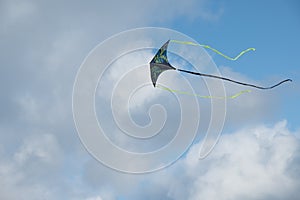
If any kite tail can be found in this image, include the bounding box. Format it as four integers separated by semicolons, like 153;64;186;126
157;84;251;99
170;39;255;61
177;69;292;90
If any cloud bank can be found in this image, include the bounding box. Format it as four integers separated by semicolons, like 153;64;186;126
1;0;298;199
81;121;300;200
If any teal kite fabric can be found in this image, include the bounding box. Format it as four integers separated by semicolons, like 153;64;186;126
149;40;175;87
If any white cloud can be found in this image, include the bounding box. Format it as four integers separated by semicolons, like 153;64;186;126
14;134;62;165
81;121;300;200
0;0;224;198
85;196;103;200
2;0;298;200
221;66;279;126
80;121;300;200
166;120;300;200
0;134;62;200
0;0;37;32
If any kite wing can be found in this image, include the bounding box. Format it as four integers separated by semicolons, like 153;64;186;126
150;40;175;87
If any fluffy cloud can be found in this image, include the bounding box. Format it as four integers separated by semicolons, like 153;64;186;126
95;120;298;200
0;134;62;200
85;196;103;200
0;0;225;199
182;120;300;200
1;0;297;200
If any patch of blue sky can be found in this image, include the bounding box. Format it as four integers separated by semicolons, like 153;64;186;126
160;0;299;130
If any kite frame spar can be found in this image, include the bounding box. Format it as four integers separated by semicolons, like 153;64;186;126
149;40;292;95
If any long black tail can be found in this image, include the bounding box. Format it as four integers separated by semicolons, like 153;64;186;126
177;69;292;90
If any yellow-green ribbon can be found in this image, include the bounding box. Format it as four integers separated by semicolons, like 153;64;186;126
170;40;255;61
157;84;251;99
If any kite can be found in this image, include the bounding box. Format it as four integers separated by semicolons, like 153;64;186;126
149;40;292;98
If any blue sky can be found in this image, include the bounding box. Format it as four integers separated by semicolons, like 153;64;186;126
165;0;300;130
1;0;299;200
127;0;300;135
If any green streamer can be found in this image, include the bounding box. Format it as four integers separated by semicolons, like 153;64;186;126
170;39;255;61
157;84;251;99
